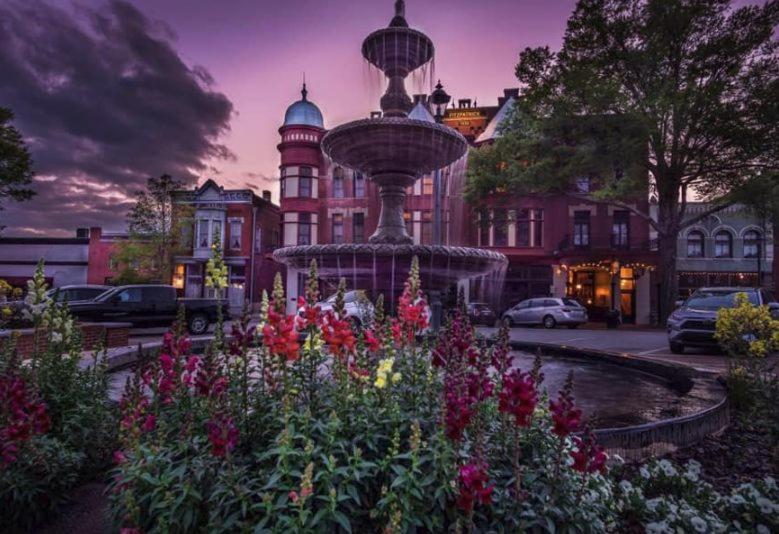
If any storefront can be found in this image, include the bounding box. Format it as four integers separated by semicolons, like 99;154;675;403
564;261;653;324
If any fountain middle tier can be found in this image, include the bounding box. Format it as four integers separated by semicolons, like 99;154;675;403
321;117;467;178
272;243;507;311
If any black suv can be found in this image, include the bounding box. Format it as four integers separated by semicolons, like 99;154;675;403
667;287;779;354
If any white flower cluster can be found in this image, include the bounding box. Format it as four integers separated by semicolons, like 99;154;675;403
618;460;779;534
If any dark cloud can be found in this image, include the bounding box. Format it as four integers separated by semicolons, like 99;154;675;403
0;0;233;235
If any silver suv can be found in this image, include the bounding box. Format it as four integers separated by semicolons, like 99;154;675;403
502;297;588;329
316;290;375;328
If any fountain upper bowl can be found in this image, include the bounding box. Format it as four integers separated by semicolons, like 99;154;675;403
321;117;468;177
362;27;434;76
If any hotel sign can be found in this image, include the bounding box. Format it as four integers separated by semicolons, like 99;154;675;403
446;110;483;120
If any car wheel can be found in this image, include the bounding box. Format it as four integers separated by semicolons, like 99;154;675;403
542;315;556;329
669;342;685;354
188;313;209;336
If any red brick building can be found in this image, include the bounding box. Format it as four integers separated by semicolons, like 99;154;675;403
275;84;659;323
171;180;281;308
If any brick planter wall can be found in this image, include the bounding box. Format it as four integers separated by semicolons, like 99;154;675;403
0;322;131;359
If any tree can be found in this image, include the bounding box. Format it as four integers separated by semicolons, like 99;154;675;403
0;107;35;231
113;174;192;284
467;0;779;321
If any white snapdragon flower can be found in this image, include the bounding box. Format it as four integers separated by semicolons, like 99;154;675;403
730;495;746;506
658;459;677;477
645;498;661;512
764;476;776;491
619;480;633;493
640;466;651;479
756;525;770;534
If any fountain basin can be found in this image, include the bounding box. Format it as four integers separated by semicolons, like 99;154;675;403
321;117;468;177
273;243;507;307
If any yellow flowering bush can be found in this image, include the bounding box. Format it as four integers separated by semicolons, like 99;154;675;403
715;293;779;360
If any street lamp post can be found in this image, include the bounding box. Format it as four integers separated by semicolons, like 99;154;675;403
429;80;451;332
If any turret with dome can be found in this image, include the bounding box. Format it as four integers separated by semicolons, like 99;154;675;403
283;83;324;129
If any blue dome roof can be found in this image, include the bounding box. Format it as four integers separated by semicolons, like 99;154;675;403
283;84;324;128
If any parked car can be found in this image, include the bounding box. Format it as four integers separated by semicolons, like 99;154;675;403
46;284;110;303
501;297;588;329
667;287;778;354
467;302;497;326
68;284;230;335
316;290;374;328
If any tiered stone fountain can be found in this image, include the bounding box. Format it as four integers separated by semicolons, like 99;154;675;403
273;0;507;313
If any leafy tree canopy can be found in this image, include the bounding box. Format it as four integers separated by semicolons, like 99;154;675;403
0;107;35;229
467;0;778;319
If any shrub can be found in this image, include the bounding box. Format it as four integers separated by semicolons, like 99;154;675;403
715;292;779;410
0;262;116;530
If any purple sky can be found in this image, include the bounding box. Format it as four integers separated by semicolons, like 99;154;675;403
0;0;759;235
0;0;575;235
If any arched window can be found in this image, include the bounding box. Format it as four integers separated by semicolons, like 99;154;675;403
686;231;704;257
714;231;732;258
743;230;761;258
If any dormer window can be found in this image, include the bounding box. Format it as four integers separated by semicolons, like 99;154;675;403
576;177;590;193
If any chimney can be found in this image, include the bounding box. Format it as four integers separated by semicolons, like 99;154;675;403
498;88;520;107
458;98;472;109
262;190;272;202
76;227;90;238
370;111;383;119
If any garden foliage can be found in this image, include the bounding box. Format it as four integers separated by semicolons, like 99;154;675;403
0;262;116;530
108;256;779;532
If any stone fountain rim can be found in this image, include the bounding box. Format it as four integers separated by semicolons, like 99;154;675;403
322;116;467;147
272;243;508;264
361;25;435;53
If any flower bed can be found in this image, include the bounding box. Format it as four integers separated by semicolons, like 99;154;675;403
106;258;778;533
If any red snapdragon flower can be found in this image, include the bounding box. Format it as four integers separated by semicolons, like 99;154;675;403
363;329;380;353
570;436;607;474
549;391;582;438
206;413;239;457
0;374;50;465
321;310;356;358
498;370;538;427
295;295;322;330
262;307;300;362
456;462;494;512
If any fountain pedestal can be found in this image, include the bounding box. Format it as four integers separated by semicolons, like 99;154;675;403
370;174;415;244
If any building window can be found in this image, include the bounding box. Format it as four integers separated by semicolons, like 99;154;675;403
332;213;344;244
743;230;760;258
532;209;544;247
493;209;508;247
404;211;413;238
422;175;433;195
212;220;222;247
573;211;590;248
172;264;185;289
353;172;365;197
280;178;286;198
612;210;629;248
298;213;312;245
255;227;262;252
478;209;489;246
353;213;365;243
516;209;530;247
714;230;732;258
299;176;312;198
229;220;242;250
198;220;209;248
576;177;591;193
333;167;345;198
421;211;432;244
687;231;704;257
